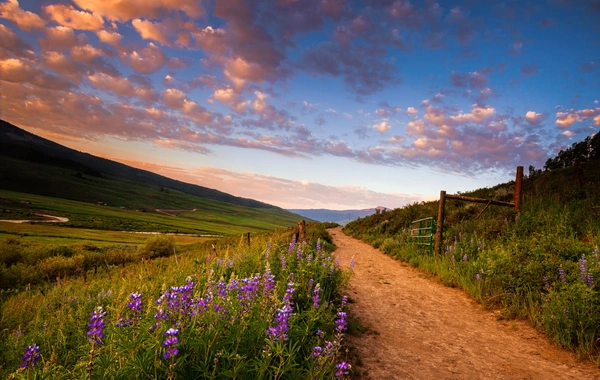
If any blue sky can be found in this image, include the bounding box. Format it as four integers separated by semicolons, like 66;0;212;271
0;0;599;209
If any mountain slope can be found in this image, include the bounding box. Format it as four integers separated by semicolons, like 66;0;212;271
0;119;275;209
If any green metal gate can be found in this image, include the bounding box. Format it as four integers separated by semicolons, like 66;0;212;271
409;217;435;253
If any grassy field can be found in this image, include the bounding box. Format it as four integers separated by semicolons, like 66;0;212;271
0;189;301;241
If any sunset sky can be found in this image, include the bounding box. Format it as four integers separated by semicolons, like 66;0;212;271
1;0;599;210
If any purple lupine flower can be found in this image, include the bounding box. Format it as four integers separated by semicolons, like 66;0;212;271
587;273;594;288
87;306;107;345
280;254;287;269
316;239;321;252
463;254;468;261
335;362;351;378
563;309;569;317
335;311;347;333
288;237;296;253
266;275;295;342
163;328;179;360
20;343;41;369
264;241;272;260
580;255;588;283
308;278;314;290
312;284;321;308
262;266;275;295
341;295;348;308
312;346;322;358
349;257;355;269
476;273;481;281
559;267;567;284
297;246;304;261
542;276;550;287
451;255;455;263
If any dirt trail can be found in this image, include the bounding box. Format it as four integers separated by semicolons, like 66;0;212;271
329;227;600;380
0;213;69;223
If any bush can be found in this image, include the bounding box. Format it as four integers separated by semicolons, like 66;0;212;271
137;235;176;259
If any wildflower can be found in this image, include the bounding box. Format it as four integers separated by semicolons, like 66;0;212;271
341;295;348;308
476;273;481;281
335;362;351;378
463;254;468;261
87;306;107;345
312;346;322;358
262;266;275;295
349;257;355;269
163;328;179;360
587;274;594;288
451;255;455;263
288;237;296;253
312;284;321;308
20;343;41;369
316;239;321;252
280;254;287;269
580;255;588;283
563;309;569;317
558;267;567;284
335;312;348;333
542;276;550;288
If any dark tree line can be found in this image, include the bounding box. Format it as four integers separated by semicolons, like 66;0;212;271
543;132;600;171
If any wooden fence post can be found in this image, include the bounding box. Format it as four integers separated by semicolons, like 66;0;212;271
434;190;446;256
514;166;523;213
298;220;306;242
246;232;251;247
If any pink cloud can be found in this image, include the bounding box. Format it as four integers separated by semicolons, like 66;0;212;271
0;0;45;31
96;30;123;46
525;111;543;125
372;121;391;134
118;42;166;73
555;108;600;128
0;57;76;90
72;0;204;22
0;24;34;59
44;4;105;31
39;26;83;51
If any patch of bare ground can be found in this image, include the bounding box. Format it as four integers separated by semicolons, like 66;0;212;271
329;227;600;380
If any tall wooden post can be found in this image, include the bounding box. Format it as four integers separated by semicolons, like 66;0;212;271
434;190;446;256
514;166;523;213
298;220;306;242
246;232;251;247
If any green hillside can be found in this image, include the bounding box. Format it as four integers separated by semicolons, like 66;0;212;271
344;132;600;361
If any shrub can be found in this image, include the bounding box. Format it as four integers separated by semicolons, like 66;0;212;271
137;235;176;259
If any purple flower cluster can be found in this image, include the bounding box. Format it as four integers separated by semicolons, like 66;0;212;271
335;361;351;378
262;266;275;295
163;328;179;360
288;237;296;253
316;239;321;252
312;283;321;308
580;255;588;283
87;306;107;345
116;292;143;327
20;343;41;369
266;275;295;342
559;267;567;284
335;312;347;333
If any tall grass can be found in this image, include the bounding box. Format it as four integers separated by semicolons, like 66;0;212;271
0;223;353;379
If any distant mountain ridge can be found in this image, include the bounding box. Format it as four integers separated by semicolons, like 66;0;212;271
0;119;278;209
288;207;386;225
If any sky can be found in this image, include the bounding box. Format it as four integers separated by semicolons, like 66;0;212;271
0;0;599;210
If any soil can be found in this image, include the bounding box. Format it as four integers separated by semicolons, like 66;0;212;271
329;227;600;380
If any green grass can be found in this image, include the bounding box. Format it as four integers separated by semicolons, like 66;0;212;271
0;189;301;239
0;223;353;379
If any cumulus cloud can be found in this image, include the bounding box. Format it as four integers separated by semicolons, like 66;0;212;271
96;30;123;46
44;4;104;31
0;0;45;31
525;111;543;125
556;108;600;128
118;42;166;73
0;24;34;59
72;0;204;21
373;121;391;134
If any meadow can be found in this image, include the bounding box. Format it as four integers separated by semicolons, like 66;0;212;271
344;158;600;363
0;222;353;379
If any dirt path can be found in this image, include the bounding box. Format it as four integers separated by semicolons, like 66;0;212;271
0;213;69;223
329;227;600;380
